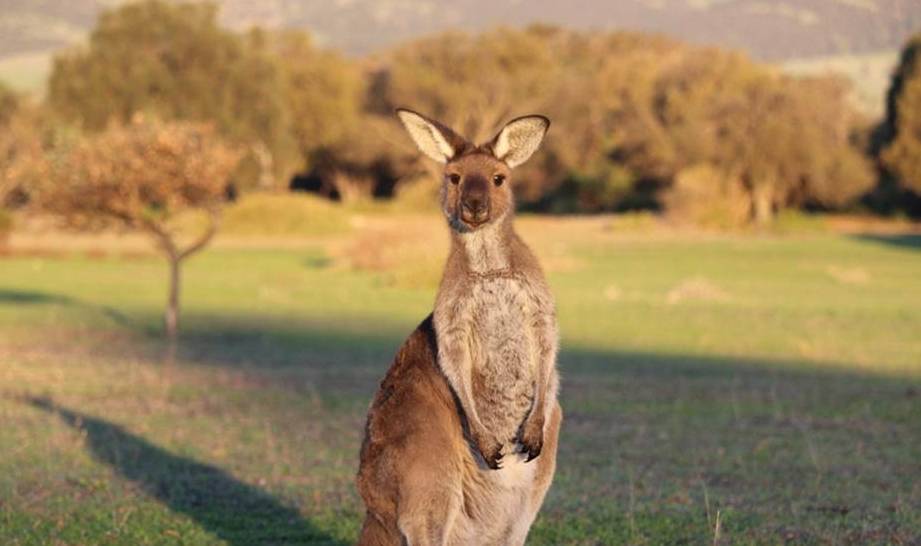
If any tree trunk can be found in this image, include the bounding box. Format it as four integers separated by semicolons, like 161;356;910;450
752;184;774;227
0;207;12;252
331;170;374;204
165;255;181;348
146;209;220;364
253;141;276;191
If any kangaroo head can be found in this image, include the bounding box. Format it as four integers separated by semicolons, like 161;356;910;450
396;109;549;232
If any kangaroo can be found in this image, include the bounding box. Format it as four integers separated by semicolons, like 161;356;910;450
356;109;561;546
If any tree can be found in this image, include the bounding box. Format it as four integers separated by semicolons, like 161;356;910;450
39;117;240;346
48;0;293;190
270;30;392;202
0;105;51;200
0;83;18;126
778;76;876;211
0;90;56;245
370;27;875;219
596;45;873;224
696;70;873;224
273;31;364;161
382;27;562;142
383;29;560;137
881;33;921;197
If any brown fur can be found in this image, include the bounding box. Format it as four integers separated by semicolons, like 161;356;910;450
357;110;560;546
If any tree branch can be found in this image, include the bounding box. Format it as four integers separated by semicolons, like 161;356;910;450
139;217;179;260
178;207;221;261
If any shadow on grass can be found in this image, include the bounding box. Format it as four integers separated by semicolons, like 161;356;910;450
25;396;347;546
0;288;133;327
165;318;920;545
11;284;918;396
171;313;916;378
0;289;74;305
851;233;921;252
59;306;919;399
11;311;921;544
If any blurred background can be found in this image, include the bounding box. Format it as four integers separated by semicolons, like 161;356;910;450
1;1;920;545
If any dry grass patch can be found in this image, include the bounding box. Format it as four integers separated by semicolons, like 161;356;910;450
336;214;447;288
666;277;732;305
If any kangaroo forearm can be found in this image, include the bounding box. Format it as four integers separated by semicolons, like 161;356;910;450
441;353;484;432
530;313;559;424
436;316;486;433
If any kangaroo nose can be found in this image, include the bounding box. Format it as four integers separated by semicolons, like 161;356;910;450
459;176;490;223
463;197;487;214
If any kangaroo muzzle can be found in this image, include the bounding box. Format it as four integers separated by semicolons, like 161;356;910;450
460;175;490;226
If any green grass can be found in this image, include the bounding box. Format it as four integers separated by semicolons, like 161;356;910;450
1;220;920;545
219;194;353;238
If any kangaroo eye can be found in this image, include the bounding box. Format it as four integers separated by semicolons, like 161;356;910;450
447;173;461;185
493;174;506;187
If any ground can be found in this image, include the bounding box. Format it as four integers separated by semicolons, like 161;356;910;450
1;208;920;545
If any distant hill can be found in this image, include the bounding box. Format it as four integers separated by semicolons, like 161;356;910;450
0;0;917;106
2;0;919;60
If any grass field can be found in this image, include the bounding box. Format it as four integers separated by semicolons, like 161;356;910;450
1;209;920;545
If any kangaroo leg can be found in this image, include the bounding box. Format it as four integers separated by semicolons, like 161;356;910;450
357;512;401;546
394;406;467;546
506;402;563;546
397;486;462;546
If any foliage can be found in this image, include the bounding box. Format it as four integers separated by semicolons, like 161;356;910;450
663;164;750;229
0;207;11;244
0;84;24;244
27;8;895;222
591;45;874;223
38;116;240;339
376;28;874;222
378;26;573;202
381;27;561;141
47;0;294;190
537;166;637;214
303;114;410;204
41;117;238;232
0;92;58;211
0;82;18;125
272;31;364;163
881;33;921;197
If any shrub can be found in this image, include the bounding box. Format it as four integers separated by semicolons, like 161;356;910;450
663;164;749;229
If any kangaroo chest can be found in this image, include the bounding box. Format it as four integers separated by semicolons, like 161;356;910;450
467;276;539;443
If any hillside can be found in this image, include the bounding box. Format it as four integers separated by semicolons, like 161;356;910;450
0;0;915;113
0;0;917;61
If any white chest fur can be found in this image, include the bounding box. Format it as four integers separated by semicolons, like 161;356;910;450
462;221;510;274
467;276;539;446
435;221;556;455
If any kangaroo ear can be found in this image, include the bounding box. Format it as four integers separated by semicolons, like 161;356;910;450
396;108;467;163
490;115;550;169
